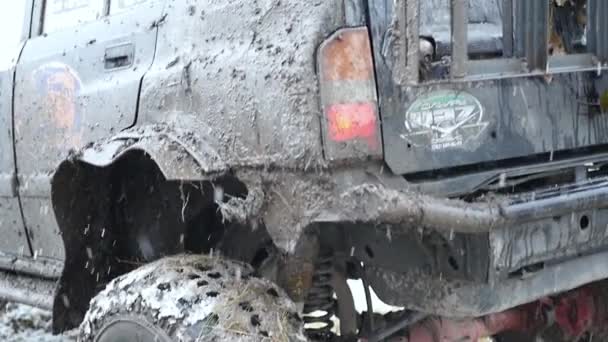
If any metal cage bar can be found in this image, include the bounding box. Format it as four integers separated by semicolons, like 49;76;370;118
451;0;468;78
519;0;549;71
405;0;419;84
514;0;525;58
588;0;608;63
502;0;514;58
393;0;419;85
403;0;606;84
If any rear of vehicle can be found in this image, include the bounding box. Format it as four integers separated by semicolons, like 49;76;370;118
317;0;608;338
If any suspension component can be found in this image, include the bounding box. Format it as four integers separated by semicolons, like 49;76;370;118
303;257;337;340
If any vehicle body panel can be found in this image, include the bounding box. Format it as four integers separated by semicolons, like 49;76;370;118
136;0;343;171
383;77;608;175
0;60;30;258
0;1;32;257
14;0;164;259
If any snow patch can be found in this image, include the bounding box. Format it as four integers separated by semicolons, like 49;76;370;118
0;302;76;342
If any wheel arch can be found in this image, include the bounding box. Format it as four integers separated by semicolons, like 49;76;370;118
49;125;249;333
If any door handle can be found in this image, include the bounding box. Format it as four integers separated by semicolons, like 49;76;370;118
104;43;134;69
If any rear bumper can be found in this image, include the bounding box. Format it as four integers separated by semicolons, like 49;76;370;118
314;177;608;234
313;176;608;316
367;248;608;318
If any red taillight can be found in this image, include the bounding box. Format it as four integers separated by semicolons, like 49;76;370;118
327;103;378;149
318;27;382;161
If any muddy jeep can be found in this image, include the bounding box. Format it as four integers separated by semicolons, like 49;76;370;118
1;0;608;341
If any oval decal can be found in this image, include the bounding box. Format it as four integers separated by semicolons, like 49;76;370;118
34;62;84;148
402;90;487;151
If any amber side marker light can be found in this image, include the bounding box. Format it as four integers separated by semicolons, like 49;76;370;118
318;27;382;161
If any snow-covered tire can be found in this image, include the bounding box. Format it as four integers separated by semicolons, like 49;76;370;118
79;255;306;342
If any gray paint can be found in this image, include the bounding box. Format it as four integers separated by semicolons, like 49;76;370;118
137;0;343;171
128;0;346;252
14;0;164;259
0;40;30;257
45;0;344;252
0;253;62;280
75;125;228;180
0;271;55;310
20;199;64;260
490;209;608;275
383;77;608;174
367;248;608;317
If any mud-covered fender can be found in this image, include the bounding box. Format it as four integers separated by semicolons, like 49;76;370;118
50;124;229;332
65;124;228;181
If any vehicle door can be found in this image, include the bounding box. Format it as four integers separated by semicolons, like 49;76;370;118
0;1;32;258
14;0;164;260
369;0;608;176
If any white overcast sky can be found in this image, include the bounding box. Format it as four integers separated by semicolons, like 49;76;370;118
0;1;27;66
0;1;27;45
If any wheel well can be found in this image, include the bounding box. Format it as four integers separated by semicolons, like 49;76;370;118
51;151;275;333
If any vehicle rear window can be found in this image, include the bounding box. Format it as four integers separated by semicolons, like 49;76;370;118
110;0;148;15
43;0;105;34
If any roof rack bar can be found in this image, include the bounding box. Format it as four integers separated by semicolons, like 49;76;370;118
502;0;514;58
451;0;468;78
519;0;549;71
588;0;608;63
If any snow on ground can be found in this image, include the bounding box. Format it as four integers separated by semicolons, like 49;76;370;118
0;302;75;342
348;279;403;314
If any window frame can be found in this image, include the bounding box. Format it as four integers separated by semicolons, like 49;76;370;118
109;0;149;16
398;0;608;85
22;0;35;42
33;0;151;36
33;0;110;37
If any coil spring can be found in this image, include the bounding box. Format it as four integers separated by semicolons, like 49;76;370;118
303;258;336;340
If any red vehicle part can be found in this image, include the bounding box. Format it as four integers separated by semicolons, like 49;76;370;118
406;304;542;342
553;287;598;339
388;284;608;342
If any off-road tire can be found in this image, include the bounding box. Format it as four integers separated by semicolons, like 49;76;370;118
79;254;306;342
